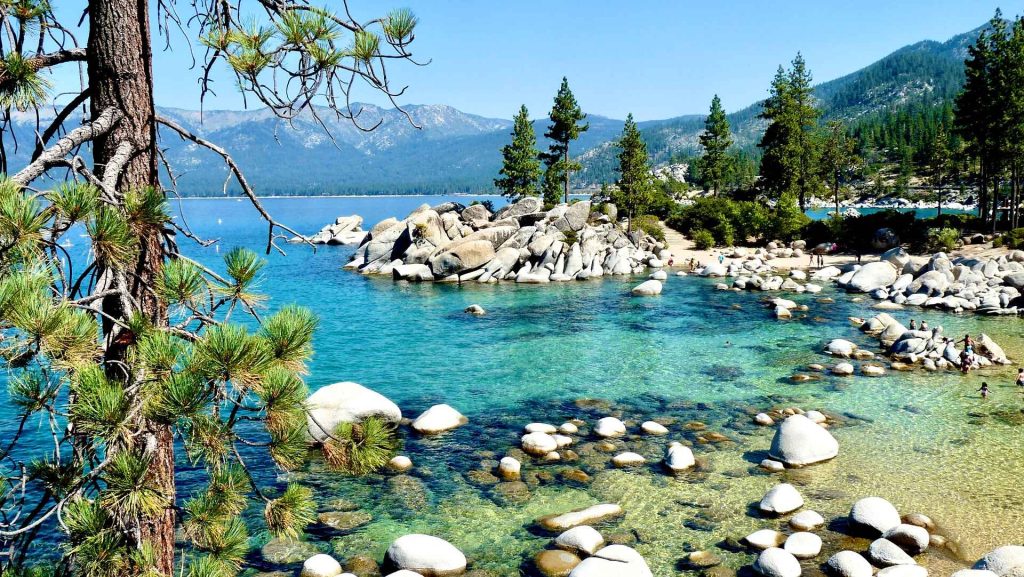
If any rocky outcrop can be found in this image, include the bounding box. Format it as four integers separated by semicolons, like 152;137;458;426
858;312;1012;369
838;250;1024;316
340;199;663;282
306;215;367;245
769;414;839;466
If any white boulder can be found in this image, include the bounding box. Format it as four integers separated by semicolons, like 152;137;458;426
384;534;467;577
302;554;343;577
850;497;902;535
631;280;663;296
769;414;839;466
760;483;804;515
306;382;402;443
594;417;626;438
664;442;695;472
556;525;605;556
411;404;468;434
754;547;802;577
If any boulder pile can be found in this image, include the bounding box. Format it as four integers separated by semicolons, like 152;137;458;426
306;215;366;245
836;248;1024;316
340;197;664;282
858;312;1012;370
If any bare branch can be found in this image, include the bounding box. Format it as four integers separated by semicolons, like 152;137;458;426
11;108;122;187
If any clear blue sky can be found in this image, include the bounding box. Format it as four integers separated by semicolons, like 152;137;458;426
52;1;1024;121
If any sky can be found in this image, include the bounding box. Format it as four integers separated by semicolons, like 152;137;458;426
51;1;1024;121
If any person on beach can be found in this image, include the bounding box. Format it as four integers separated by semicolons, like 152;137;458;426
718;253;725;265
1015;368;1024;387
979;382;990;399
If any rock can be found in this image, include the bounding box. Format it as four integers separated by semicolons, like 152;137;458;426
683;551;722;569
262;538;321;564
755;413;775;426
631;280;662;296
862;364;886;377
611;452;645;467
789;510;825;531
665;442;695;472
884;524;929;555
522;432;559;456
804;410;826;424
974;545;1024;577
498;456;521;480
495;196;543;221
753;547;802;577
411;404;468;434
877;567;928;577
567;544;651;577
306;382;402;443
977;333;1010;364
461;203;491;222
769;414;839;466
826;339;858;357
318;510;372;531
850;497;902;535
826;551;874;577
465;304;486;315
649;270;667;281
539;504;624;532
846;262;899;293
559;422;579;434
761;459;786;473
784;532;822;559
760;483;804;515
903;513;935;532
302;554;343;577
745;529;787;550
831;362;854;376
556;526;605;556
525;423;558;434
535;549;582;577
868;538;917;567
594;417;626;438
640;421;668;435
388;455;413;472
384;534;467;577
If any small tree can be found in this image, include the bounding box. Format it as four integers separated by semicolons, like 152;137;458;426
541;77;589;204
495;105;541;200
612;113;655;232
698;95;734;195
819;120;857;218
929;124;953;217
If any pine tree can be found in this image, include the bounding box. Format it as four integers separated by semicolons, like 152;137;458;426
698;95;733;195
541;77;589;204
758;54;820;211
495;105;541;200
612;113;655;232
818;120;857;218
929;124;953;217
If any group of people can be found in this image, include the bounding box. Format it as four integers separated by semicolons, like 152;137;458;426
905;319;1023;399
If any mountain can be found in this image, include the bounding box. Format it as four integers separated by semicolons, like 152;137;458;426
577;24;982;184
6;23;983;195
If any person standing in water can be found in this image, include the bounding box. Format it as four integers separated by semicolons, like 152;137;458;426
909;319;917;330
979;382;990;399
1016;368;1024;388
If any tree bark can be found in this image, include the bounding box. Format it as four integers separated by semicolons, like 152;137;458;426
563;147;569;204
88;0;174;574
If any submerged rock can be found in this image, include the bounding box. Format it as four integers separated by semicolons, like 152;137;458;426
262;538;321;565
760;483;804;515
556;526;605;556
411;404;468;434
753;547;802;577
826;551;873;577
535;549;581;577
665;442;695;472
538;503;624;532
567;545;652;577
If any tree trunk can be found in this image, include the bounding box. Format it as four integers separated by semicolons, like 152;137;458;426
980;162;988;222
88;0;174;574
937;186;942;218
833;178;839;219
563;147;569;204
992;176;1000;235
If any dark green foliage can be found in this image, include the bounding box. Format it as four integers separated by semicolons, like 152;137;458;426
691;228;715;250
541;78;588;203
322;416;399;475
818;120;858;214
495;105;541;200
631;215;665;242
996;227;1024;248
926;227;961;252
666;196;793;245
612;114;655;230
698;95;733;194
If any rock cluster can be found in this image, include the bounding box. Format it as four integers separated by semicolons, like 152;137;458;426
340;197;664;282
857;312;1011;370
837;248;1024;316
306;215;367;245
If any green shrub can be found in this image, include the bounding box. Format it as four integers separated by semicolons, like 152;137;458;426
769;193;810;241
632;214;665;242
926;228;960;252
562;229;579;246
993;236;1005;248
691;228;714;250
998;228;1024;249
713;220;735;247
322;416;398;475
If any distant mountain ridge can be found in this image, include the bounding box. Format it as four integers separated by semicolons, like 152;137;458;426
7;23;984;195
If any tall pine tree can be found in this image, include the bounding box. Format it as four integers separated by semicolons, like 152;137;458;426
495;105;541;200
758;54;820;211
818;120;857;218
542;77;589;204
612;113;655;232
698;94;733;195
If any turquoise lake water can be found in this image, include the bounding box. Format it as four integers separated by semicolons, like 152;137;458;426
8;196;1020;575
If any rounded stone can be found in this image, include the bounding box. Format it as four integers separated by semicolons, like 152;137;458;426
640;421;668;435
784;532;822;559
850;497;902;535
388;455;413;472
884;524;930;555
384;534;467;577
594;417;626;438
522;432;559;456
826;551;873;577
868;538;917;567
745;529;787;550
753;547;802;577
974;545;1024;577
769;414;839;466
555;526;605;556
760;483;804;515
302;554;343;577
789;510;825;531
526;423;558;434
535;549;582;577
612;452;645;467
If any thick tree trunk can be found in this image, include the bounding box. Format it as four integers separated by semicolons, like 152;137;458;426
992;176;1000;234
980;162;988;223
88;0;174;574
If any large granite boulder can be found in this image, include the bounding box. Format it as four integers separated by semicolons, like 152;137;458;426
306;382;402;443
384;534;467;577
769;414;839;466
567;545;652;577
846;262;898;293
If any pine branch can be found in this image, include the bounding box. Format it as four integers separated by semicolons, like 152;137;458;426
11;107;123;187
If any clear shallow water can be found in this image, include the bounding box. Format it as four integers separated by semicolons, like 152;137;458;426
9;196;1024;575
